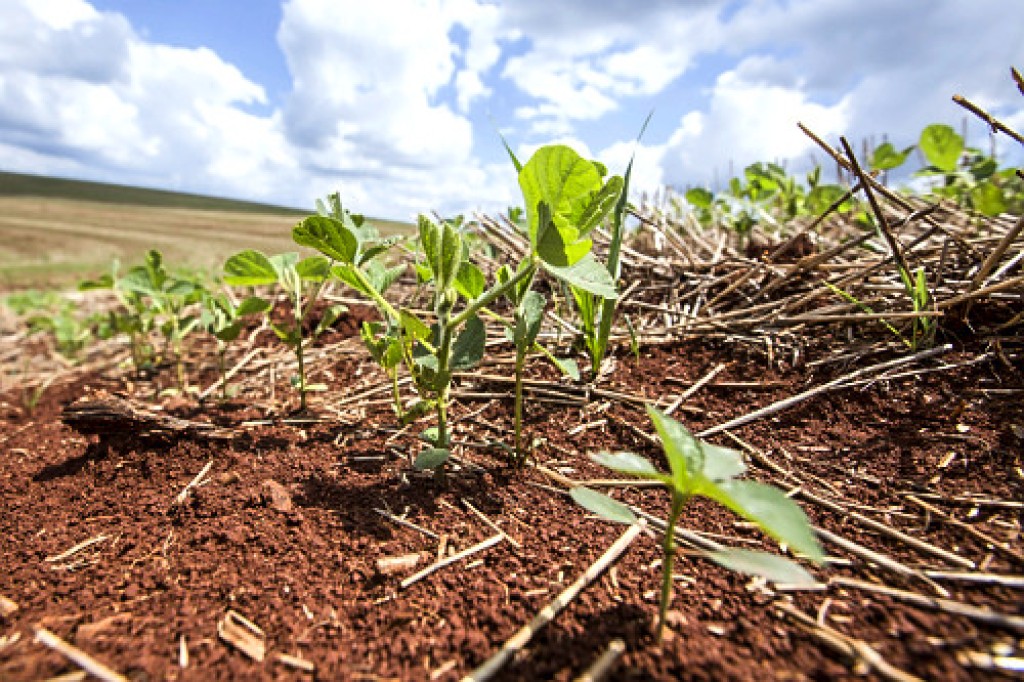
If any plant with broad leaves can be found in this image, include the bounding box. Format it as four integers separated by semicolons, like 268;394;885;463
223;249;342;411
916;123;1022;216
80;260;157;373
200;290;271;399
291;194;408;415
684;162;851;241
122;251;207;390
5;290;95;360
869;140;915;173
90;250;206;390
499;142;623;460
572;406;824;643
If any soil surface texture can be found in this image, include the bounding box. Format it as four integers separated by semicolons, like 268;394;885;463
1;314;1022;681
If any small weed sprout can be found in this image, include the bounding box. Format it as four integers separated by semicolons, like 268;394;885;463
570;113;650;379
572;406;824;643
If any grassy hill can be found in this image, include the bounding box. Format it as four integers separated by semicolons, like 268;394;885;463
0;172;411;289
0;171;309;215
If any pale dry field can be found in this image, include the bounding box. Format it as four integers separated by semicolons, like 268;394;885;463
0;197;408;288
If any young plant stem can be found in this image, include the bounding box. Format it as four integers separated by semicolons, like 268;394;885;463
657;493;686;644
293;292;308;411
513;346;526;462
433;298;456;483
218;344;228;400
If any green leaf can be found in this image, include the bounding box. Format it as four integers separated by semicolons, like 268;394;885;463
332;263;373;298
699;441;747;482
543;253;618;299
577;175;624;237
315;303;346;336
969;156;998;182
118;268;160;297
590;451;668;483
78;273;114;291
400;309;431;341
296;256;331;282
455;262;485;300
919;124;963;173
451;315;485;370
704;548;817;586
806;184;851;214
166;280;198;297
413;262;433;286
516;290;545;347
646;406;701;491
570;487;638;525
292;215;359;264
971;180;1007;216
685;187;714;209
439;220;462;291
360;321;387;363
519;145;605;254
418;216;440;276
551;356;580;381
869;142;914;171
360;235;403;266
499;129;523;173
700;479;824;562
224;250;280;286
414;447;450;470
571;286;596;338
236;296;271;317
214;321;243;343
536;201;591;266
366;260;406;294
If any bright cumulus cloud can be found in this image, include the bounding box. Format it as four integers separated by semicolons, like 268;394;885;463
0;0;1021;219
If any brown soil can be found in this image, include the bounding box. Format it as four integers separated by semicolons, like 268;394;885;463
1;309;1022;681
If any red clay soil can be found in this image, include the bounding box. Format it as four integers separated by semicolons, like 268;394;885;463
1;316;1022;681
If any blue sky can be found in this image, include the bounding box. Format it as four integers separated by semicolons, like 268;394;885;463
1;0;1022;220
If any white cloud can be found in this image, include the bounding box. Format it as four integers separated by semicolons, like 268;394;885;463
0;0;286;202
1;0;1022;221
658;59;851;190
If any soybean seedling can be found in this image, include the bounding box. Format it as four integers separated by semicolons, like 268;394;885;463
200;290;272;399
223;250;342;411
80;259;157;374
572;406;824;643
116;250;206;391
290;195;408;415
500;143;623;461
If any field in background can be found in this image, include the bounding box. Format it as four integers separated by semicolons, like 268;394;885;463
0;172;412;289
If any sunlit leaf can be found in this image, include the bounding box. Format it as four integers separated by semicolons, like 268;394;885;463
700;479;824;562
223;250;279;286
704;548;817;586
919;124;963;173
292;215;359;264
869;142;914;171
590;451;667;482
451;315;485;370
570;487;638;525
543;253;617;299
